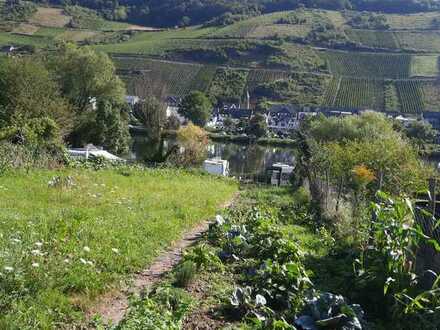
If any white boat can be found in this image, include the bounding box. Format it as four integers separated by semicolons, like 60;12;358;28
203;158;229;176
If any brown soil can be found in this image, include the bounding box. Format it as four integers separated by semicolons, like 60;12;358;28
86;194;238;328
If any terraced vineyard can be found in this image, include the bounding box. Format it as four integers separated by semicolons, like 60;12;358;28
246;69;290;91
209;9;346;40
394;31;440;52
189;65;217;92
113;57;204;96
323;77;340;106
385;12;440;30
323;51;411;79
395;80;425;113
422;82;440;112
344;29;399;49
332;78;384;109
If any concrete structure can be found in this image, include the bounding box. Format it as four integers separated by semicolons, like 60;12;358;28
268;163;294;186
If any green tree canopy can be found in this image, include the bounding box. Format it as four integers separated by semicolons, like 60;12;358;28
52;43;125;113
0;57;72;143
246;113;268;138
179;91;212;127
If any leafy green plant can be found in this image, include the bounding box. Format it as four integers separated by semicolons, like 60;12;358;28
230;286;271;321
354;192;440;326
174;261;197;288
183;244;223;271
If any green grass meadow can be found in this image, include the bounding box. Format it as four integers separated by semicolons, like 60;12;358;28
0;168;237;328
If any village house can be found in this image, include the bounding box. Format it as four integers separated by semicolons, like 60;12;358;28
207;103;252;129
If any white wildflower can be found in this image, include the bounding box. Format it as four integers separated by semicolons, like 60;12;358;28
11;238;21;243
35;242;43;247
3;266;14;272
80;258;87;264
64;259;70;263
31;263;39;268
83;246;91;253
86;261;94;266
111;248;120;254
215;215;225;226
31;249;42;256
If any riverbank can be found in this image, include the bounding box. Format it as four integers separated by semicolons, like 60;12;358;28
208;133;297;148
129;127;297;149
0;167;237;328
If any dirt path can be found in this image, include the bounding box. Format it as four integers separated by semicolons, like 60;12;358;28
86;195;238;327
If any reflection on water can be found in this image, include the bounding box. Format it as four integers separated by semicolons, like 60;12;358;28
130;136;296;176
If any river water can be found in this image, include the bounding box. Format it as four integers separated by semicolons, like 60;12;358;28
130;136;296;177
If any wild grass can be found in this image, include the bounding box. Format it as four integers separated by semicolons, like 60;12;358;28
28;7;71;28
0;167;237;328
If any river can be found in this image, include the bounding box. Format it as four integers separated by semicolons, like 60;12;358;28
130;136;296;177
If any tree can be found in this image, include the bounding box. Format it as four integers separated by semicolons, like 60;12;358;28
70;100;130;154
171;123;208;167
403;120;437;147
179;91;212;127
0;57;72;143
246;113;267;138
52;43;125;113
133;96;166;140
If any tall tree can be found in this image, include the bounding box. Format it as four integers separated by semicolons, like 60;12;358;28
178;91;212;127
0;57;72;142
52;43;125;113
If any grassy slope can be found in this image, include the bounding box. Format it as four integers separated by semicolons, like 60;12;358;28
0;168;237;328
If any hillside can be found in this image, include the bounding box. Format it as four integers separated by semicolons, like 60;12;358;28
21;0;440;28
2;5;440;113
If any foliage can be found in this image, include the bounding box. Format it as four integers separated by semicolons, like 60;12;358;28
133;95;166;140
246;114;268;138
174;261;197;288
52;43;125;113
254;73;329;106
172;123;209;167
178;91;212;127
347;12;390;30
0;57;73;142
116;287;193;329
354;193;440;328
402;120;437;147
70;100;130;154
182;244;223;271
209;68;248;104
211;205;312;319
0;0;36;21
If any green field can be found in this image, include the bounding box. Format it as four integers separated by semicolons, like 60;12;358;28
410;55;439;77
322;51;411;79
0;168;237;328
